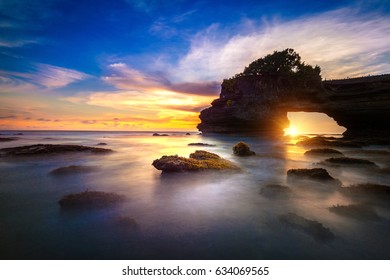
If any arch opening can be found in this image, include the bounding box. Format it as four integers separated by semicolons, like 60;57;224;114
283;112;346;136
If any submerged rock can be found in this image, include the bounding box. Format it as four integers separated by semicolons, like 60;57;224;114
188;143;216;147
260;184;291;197
304;148;343;156
329;204;379;220
341;183;390;196
233;142;256;156
50;165;97;175
279;213;335;242
323;157;377;166
287;168;337;181
59;190;126;208
0;137;18;142
0;144;112;156
152;150;239;172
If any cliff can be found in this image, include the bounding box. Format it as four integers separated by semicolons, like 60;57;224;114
198;74;390;138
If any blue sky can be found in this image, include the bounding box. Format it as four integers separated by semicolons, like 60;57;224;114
1;0;389;130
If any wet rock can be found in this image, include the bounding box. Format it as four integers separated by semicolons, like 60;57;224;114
323;157;377;166
188;143;216;147
304;148;343;156
153;133;169;136
50;165;97;175
233;142;256;156
152;150;239;172
328;204;379;220
0;144;112;156
297;136;363;148
59;190;126;208
341;183;390;196
0;137;18;142
287;168;337;181
279;213;335;242
260;184;291;197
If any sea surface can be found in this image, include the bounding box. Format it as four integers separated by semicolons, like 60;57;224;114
0;130;390;259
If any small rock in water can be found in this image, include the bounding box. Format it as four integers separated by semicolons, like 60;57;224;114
188;143;216;147
287;168;336;181
304;148;343;156
97;142;107;146
279;213;335;242
0;144;112;156
152;133;169;136
233;142;256;156
323;157;377;166
50;165;97;175
341;183;390;196
329;204;379;220
58;190;126;208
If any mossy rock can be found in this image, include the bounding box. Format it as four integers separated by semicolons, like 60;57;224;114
59;190;126;208
329;204;379;220
233;142;256;156
304;148;343;156
0;144;112;156
152;150;239;172
279;213;335;242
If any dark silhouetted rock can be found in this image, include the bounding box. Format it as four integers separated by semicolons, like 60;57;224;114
0;144;112;156
152;150;239;172
188;143;216;147
153;133;169;136
50;165;97;175
59;190;126;208
329;204;379;220
304;148;343;156
260;184;291;197
323;157;377;166
279;213;334;242
287;168;337;181
233;142;256;156
0;137;18;142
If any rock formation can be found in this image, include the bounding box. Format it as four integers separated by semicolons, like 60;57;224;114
198;74;390;138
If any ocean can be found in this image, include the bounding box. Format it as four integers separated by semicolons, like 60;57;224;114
0;130;389;259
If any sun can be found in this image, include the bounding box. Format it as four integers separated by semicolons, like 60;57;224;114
284;126;299;137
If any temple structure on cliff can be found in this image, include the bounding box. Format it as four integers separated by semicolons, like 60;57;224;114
198;74;390;138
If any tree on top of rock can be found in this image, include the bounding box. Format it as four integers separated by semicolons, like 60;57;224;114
239;48;322;89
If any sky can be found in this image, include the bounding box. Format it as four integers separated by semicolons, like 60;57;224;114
0;0;389;131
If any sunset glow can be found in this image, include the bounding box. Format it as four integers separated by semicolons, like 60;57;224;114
284;126;299;137
1;1;389;131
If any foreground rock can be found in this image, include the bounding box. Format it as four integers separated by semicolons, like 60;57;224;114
233;142;256;156
0;144;112;156
329;204;379;220
152;150;239;172
287;168;337;181
59;190;126;208
50;165;97;175
323;157;377;166
341;183;390;196
260;184;291;197
304;148;343;156
279;213;335;242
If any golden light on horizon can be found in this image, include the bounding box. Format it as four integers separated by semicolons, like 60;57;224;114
284;125;299;137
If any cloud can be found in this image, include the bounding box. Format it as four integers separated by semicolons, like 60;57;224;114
170;8;390;80
0;39;38;48
150;10;197;38
34;63;91;88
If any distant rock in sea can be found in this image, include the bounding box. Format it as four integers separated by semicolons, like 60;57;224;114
304;148;343;156
188;143;216;147
152;150;239;173
50;165;98;175
153;133;169;136
287;168;337;181
0;137;18;142
322;157;377;167
96;142;107;146
0;144;112;156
